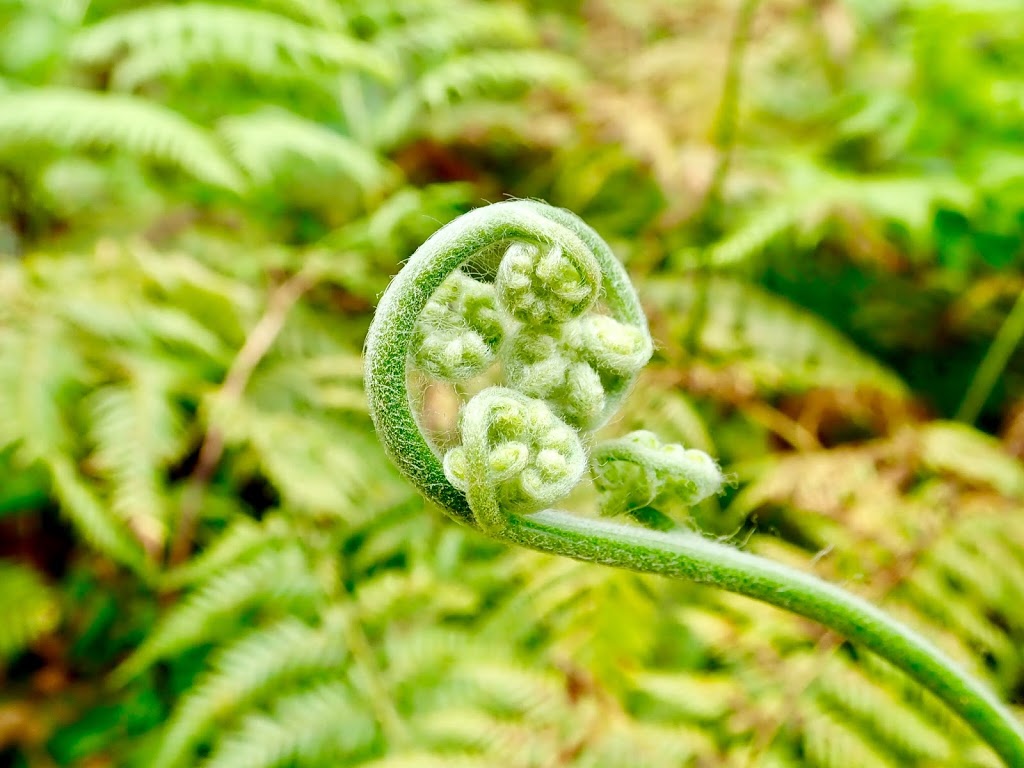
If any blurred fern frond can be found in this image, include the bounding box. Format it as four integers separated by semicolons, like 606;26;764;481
200;681;376;768
1;2;1023;767
205;395;396;522
379;51;582;146
0;87;244;190
676;165;973;271
0;313;77;461
47;454;152;576
160;518;276;591
0;559;60;660
246;0;347;29
152;615;351;768
69;3;396;91
218;109;395;193
86;364;187;552
644;276;908;396
114;545;325;681
376;4;537;58
416;51;581;111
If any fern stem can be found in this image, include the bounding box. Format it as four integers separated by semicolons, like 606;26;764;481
509;510;1024;767
342;607;408;747
956;286;1024;425
698;0;761;222
170;270;314;565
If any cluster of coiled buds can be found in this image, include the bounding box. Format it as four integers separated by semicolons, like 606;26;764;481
390;201;723;528
410;271;506;381
443;388;586;518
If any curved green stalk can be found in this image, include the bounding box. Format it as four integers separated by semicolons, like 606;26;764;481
364;200;1024;766
957;286;1024;425
511;509;1024;766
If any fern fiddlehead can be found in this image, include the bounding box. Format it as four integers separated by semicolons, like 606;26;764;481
363;200;1024;766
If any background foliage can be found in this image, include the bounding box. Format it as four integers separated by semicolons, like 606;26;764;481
1;0;1022;766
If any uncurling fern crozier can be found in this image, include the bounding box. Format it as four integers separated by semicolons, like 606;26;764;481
363;200;1024;766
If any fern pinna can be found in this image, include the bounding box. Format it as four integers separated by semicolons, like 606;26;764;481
363;200;1024;767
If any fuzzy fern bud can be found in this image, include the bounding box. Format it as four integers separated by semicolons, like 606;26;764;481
443;387;585;516
505;315;652;429
410;271;505;381
590;430;724;520
495;241;600;324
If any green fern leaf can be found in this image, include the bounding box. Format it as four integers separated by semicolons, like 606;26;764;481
245;0;347;29
57;294;227;360
337;0;452;28
376;5;536;58
644;276;908;395
47;455;151;576
153;615;349;768
446;661;568;723
384;626;481;690
0;87;244;190
0;559;60;660
218;109;395;192
87;364;187;552
200;681;376;768
412;707;551;761
114;546;325;683
379;51;580;146
70;3;396;90
674;201;799;270
917;421;1024;499
354;755;493;768
160;518;274;591
629;670;736;723
814;659;956;763
674;162;973;270
586;719;718;768
417;51;581;110
206;395;387;521
0;317;76;461
803;708;903;768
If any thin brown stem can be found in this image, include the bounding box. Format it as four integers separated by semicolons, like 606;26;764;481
698;0;762;222
168;270;315;566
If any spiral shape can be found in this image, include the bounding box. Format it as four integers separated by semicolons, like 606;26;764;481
443;387;586;528
364;201;1024;767
364;199;652;526
371;197;709;530
495;241;601;324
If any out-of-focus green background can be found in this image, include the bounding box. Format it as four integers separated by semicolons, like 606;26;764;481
1;0;1022;766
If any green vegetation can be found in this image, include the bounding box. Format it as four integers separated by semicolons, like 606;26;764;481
1;1;1022;767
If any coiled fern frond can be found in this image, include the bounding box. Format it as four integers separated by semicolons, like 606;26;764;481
363;200;1024;767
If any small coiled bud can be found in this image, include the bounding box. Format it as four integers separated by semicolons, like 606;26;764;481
495;241;600;324
575;315;652;379
410;271;505;381
590;430;724;520
504;315;652;429
443;387;586;516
